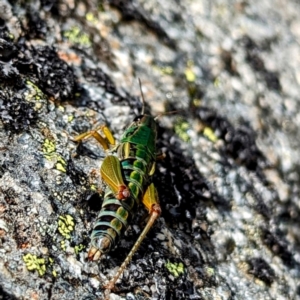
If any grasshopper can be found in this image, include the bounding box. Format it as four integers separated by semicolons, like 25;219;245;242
74;81;162;291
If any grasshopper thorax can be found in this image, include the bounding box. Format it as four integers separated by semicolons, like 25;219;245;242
120;114;157;155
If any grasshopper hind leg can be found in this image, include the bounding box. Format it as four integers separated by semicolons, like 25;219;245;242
104;183;161;291
101;155;131;200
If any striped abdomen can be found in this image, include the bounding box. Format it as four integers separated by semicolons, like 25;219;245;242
90;142;155;254
90;187;137;254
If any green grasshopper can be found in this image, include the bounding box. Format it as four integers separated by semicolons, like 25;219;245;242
74;81;162;291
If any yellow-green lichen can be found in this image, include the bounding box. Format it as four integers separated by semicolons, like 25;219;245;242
56;156;67;173
23;253;47;276
86;12;98;24
42;139;56;159
205;266;215;277
153;65;174;76
192;98;202;107
185;60;196;82
48;257;58;277
74;244;85;254
60;240;66;251
165;260;184;278
68;115;74;122
160;66;174;75
42;139;67;172
90;184;97;191
214;77;220;87
64;26;91;47
58;105;65;112
174;119;190;142
58;215;75;239
203;127;218;142
25;80;45;103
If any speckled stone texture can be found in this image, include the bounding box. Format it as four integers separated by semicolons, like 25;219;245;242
0;0;300;299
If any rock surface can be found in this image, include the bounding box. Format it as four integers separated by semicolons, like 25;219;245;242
0;0;300;299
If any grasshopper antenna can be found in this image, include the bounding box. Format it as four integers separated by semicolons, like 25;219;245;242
154;110;178;121
138;78;178;118
138;78;146;115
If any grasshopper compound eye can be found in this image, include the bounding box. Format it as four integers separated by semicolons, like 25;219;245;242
133;115;143;122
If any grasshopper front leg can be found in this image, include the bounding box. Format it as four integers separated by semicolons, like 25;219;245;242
74;126;130;201
104;182;161;291
73;124;115;150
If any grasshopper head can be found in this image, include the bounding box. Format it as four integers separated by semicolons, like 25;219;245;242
121;114;157;138
133;114;156;130
120;114;157;153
